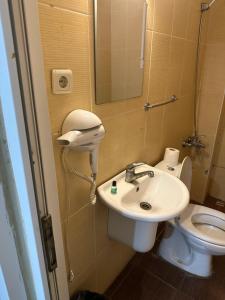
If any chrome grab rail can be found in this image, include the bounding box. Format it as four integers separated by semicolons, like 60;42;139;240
144;95;177;111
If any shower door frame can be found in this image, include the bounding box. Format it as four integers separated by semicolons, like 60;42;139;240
1;0;69;299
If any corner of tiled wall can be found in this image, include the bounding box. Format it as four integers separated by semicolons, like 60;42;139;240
191;0;225;202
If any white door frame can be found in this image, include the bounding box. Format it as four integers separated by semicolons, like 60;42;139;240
0;0;69;299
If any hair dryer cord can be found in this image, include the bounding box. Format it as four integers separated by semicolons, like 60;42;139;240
62;148;97;205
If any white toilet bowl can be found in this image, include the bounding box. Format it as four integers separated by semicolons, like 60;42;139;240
159;204;225;277
156;154;225;277
178;204;225;255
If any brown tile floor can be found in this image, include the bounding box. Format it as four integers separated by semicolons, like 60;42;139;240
105;249;225;300
105;196;225;300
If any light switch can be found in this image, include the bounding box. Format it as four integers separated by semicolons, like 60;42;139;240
52;69;73;94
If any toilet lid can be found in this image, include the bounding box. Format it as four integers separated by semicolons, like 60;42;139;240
178;156;192;191
177;204;225;246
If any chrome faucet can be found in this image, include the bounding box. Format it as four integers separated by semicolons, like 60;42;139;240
182;135;205;149
125;163;154;183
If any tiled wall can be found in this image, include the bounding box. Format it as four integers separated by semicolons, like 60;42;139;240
38;0;201;295
209;102;225;201
191;0;225;202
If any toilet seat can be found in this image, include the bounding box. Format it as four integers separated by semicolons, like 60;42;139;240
177;204;225;246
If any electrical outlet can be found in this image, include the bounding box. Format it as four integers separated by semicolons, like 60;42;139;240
52;69;72;94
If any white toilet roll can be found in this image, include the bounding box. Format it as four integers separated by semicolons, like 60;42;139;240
163;148;180;167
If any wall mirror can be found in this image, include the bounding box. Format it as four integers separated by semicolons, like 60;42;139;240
94;0;147;104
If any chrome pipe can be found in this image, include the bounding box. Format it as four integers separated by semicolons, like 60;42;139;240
201;0;217;11
208;0;217;7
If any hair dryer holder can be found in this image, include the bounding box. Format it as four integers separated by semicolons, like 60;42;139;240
57;109;105;175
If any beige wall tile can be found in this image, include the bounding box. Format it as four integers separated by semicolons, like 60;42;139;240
53;142;68;220
97;109;146;184
192;0;225;202
200;12;209;45
180;41;196;96
146;0;155;30
191;164;209;202
213;109;225;167
148;32;171;103
172;0;190;39
67;205;95;280
206;0;225;44
186;0;201;42
94;201;109;255
153;0;174;34
214;138;225;167
166;37;185;98
39;0;91;14
162;94;193;151
197;91;223;136
39;3;92;133
69;263;97;296
191;134;216;171
200;44;225;94
209;166;225;201
191;135;216;203
209;99;225;200
96;241;133;293
61;150;92;217
145;107;165;164
96;241;122;293
119;244;135;268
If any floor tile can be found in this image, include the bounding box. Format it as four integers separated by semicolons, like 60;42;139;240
111;266;177;300
180;272;225;300
173;290;194;300
104;254;143;298
138;251;185;289
105;250;225;300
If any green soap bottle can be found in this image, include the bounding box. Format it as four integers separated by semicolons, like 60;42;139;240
111;180;117;194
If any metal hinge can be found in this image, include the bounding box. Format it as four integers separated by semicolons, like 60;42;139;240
41;215;57;272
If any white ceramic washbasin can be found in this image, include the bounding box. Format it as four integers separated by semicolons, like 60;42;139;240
98;164;189;222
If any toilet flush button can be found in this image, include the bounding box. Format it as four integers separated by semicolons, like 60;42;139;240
52;69;73;94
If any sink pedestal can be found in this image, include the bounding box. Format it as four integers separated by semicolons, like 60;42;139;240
108;210;158;252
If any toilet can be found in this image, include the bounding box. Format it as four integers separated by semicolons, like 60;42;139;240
156;156;225;277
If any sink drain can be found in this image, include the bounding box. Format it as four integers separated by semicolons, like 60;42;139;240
140;202;152;210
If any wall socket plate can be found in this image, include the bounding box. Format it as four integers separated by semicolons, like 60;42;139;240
52;69;73;94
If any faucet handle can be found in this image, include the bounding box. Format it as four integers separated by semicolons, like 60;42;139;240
126;162;144;170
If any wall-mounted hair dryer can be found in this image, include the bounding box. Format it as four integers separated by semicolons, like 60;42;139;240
57;109;105;175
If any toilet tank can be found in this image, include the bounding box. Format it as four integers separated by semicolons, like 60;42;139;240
155;156;192;191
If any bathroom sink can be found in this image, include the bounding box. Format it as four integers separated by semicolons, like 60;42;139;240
98;164;189;222
98;163;189;252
